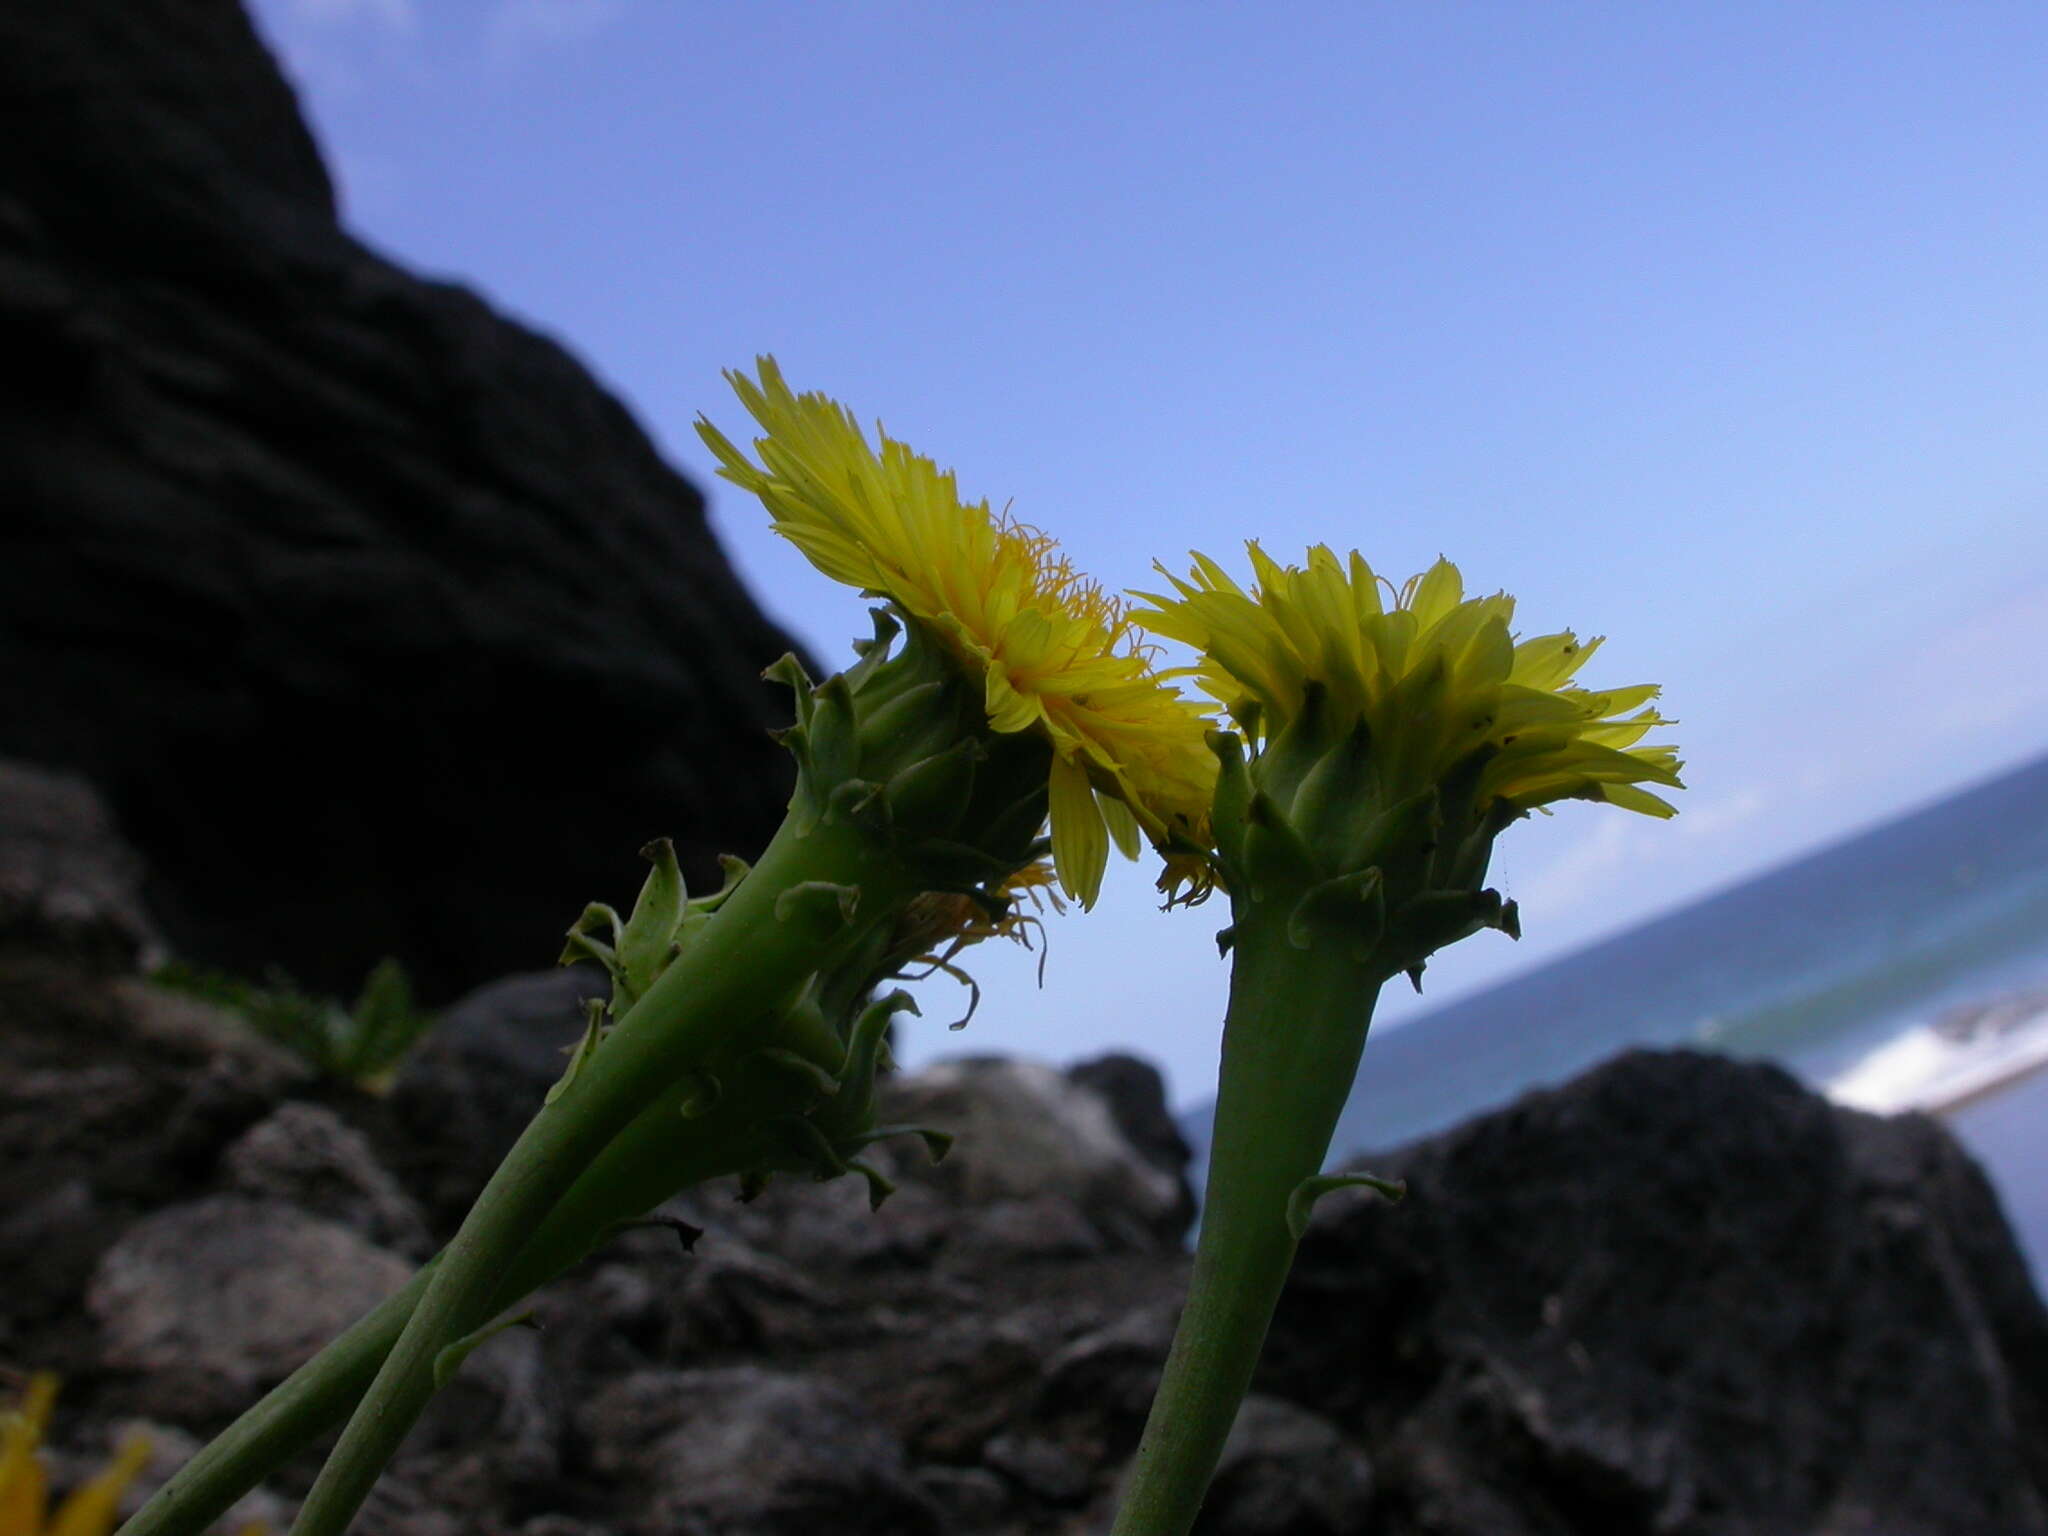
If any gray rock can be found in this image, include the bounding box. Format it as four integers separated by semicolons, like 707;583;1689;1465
863;1315;1047;1464
87;1194;412;1417
0;964;308;1343
1193;1395;1374;1536
984;1431;1095;1507
1268;1050;2048;1536
580;1367;939;1536
1068;1052;1196;1244
383;967;609;1227
716;1163;951;1271
668;1241;854;1354
1034;1301;1180;1466
0;759;159;972
884;1058;1186;1251
407;1323;562;1501
351;1476;464;1536
912;1465;1010;1530
0;0;806;1009
955;1193;1108;1263
223;1100;431;1257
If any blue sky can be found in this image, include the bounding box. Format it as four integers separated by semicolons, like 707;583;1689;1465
250;0;2048;1105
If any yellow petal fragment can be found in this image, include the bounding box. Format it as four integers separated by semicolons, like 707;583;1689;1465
1048;753;1111;909
47;1433;152;1536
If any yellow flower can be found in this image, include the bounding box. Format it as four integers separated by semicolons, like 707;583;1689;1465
1134;543;1682;819
697;358;1217;905
0;1375;153;1536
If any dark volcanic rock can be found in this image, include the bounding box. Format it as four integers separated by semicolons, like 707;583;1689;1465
1070;1050;1199;1242
580;1367;940;1536
382;966;610;1229
87;1194;412;1419
0;0;804;1005
1194;1395;1375;1536
0;956;309;1356
882;1056;1189;1253
223;1100;432;1258
0;759;159;973
1266;1049;2048;1536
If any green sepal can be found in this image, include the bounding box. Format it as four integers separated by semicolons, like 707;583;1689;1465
857;678;952;757
545;998;608;1106
1240;793;1320;902
558;901;623;971
700;854;752;909
676;1072;722;1117
883;737;982;836
1287;715;1377;859
616;839;687;1008
805;673;863;787
603;1213;704;1253
1286;1171;1407;1241
825;777;888;831
978;787;1055;868
830;989;916;1117
1206;729;1252;870
1255;680;1334;810
761;650;817;703
773;880;861;932
777;1112;852;1178
1285;867;1386;958
1386;887;1513;967
431;1310;539;1390
754;1046;843;1098
849;1159;897;1210
845;604;903;669
848;1123;954;1165
1352;786;1443;883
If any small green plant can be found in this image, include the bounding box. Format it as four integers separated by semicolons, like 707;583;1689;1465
152;957;435;1089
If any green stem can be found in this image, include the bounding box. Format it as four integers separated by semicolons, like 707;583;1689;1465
284;811;913;1536
1111;911;1389;1536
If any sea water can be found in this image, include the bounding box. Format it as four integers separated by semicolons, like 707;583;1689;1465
1182;751;2048;1281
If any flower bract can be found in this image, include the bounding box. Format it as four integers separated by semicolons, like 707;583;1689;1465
697;358;1217;905
1134;542;1682;820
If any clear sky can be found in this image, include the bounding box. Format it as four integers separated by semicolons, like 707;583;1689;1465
250;0;2048;1106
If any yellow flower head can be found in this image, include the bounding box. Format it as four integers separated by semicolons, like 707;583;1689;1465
0;1375;153;1536
1133;543;1682;820
697;358;1217;906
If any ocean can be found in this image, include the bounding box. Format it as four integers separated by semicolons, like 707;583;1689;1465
1182;750;2048;1281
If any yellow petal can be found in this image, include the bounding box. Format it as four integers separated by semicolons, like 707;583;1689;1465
48;1434;153;1536
1048;753;1110;908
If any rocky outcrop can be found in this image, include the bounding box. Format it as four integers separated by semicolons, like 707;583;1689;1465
1268;1049;2048;1535
0;0;805;1004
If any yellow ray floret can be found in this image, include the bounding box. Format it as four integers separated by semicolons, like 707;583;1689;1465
1133;543;1683;818
0;1374;154;1536
697;358;1217;905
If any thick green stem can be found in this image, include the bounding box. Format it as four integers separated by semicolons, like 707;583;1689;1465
283;811;913;1536
1111;913;1389;1536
